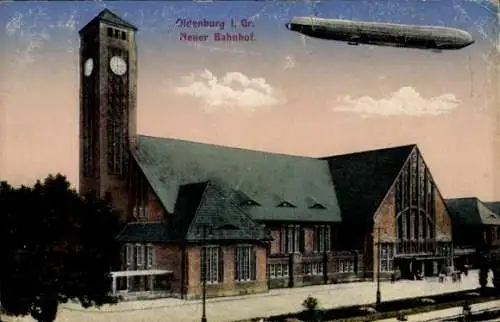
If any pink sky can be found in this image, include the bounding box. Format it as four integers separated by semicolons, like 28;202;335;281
1;4;499;202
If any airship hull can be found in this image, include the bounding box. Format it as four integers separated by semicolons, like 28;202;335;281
286;17;474;50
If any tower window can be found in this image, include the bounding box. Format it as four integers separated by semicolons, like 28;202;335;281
107;27;113;37
121;31;127;40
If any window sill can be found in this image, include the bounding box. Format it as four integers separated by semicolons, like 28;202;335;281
235;279;256;284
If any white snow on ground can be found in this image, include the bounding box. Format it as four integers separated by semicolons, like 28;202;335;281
0;270;492;322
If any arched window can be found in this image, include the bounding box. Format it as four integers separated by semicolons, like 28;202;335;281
395;151;436;254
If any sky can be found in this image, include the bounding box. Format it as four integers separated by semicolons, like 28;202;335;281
1;0;499;201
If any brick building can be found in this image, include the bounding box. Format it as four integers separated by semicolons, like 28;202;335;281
445;197;500;269
78;10;454;300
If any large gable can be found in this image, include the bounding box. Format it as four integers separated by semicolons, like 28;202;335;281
447;197;500;226
132;135;342;223
321;144;415;225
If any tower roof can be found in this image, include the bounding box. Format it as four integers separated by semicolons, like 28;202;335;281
79;8;138;35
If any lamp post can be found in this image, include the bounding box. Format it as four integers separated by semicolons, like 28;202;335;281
376;227;382;306
199;223;236;322
462;301;471;322
201;224;210;322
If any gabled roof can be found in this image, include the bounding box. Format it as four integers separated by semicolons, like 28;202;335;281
131;135;342;223
321;144;416;225
446;197;500;226
181;181;270;242
79;9;138;35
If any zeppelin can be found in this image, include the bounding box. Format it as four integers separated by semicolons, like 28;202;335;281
285;17;474;50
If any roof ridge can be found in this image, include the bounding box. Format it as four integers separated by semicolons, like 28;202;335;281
137;135;323;160
320;144;416;159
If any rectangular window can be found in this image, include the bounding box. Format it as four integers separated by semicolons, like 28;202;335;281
314;225;330;253
402;214;407;239
319;226;325;252
302;262;323;276
380;244;394;272
268;263;289;279
235;247;256;282
201;246;222;284
107;27;113;37
325;226;331;251
146;245;155;269
136;244;144;267
294;225;300;253
126;244;134;268
338;260;354;273
287;225;294;253
280;227;287;253
121;31;127;40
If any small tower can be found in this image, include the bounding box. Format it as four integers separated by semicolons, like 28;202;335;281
78;9;138;215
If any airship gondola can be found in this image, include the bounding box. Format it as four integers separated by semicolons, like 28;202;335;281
285;17;474;50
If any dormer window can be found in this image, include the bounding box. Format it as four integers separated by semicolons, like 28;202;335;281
277;201;296;208
310;203;326;209
241;199;260;206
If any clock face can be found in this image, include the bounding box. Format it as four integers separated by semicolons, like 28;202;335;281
84;58;93;77
110;56;127;76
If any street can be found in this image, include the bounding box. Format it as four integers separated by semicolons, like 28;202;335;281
0;270;489;322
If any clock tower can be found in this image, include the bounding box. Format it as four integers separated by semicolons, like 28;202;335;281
78;9;138;215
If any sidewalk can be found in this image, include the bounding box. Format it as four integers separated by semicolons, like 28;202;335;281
0;270;489;322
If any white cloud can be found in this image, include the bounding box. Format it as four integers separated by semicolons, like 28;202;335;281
334;86;460;117
174;69;283;112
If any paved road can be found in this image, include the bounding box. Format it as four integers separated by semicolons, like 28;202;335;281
0;270;490;322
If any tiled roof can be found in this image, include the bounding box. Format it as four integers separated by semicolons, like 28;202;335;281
116;222;171;243
79;9;138;34
321;145;416;225
446;197;500;226
131;135;343;224
181;181;270;242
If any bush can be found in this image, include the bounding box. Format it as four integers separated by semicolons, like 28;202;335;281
301;296;321;322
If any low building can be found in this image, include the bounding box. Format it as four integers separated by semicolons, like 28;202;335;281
445;197;500;269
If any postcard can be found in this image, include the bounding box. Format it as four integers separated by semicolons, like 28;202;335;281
1;1;499;322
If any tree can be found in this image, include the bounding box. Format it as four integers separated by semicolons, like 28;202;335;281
0;174;122;322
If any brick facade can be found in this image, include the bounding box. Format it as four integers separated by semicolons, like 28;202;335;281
185;245;268;299
372;164;453;280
